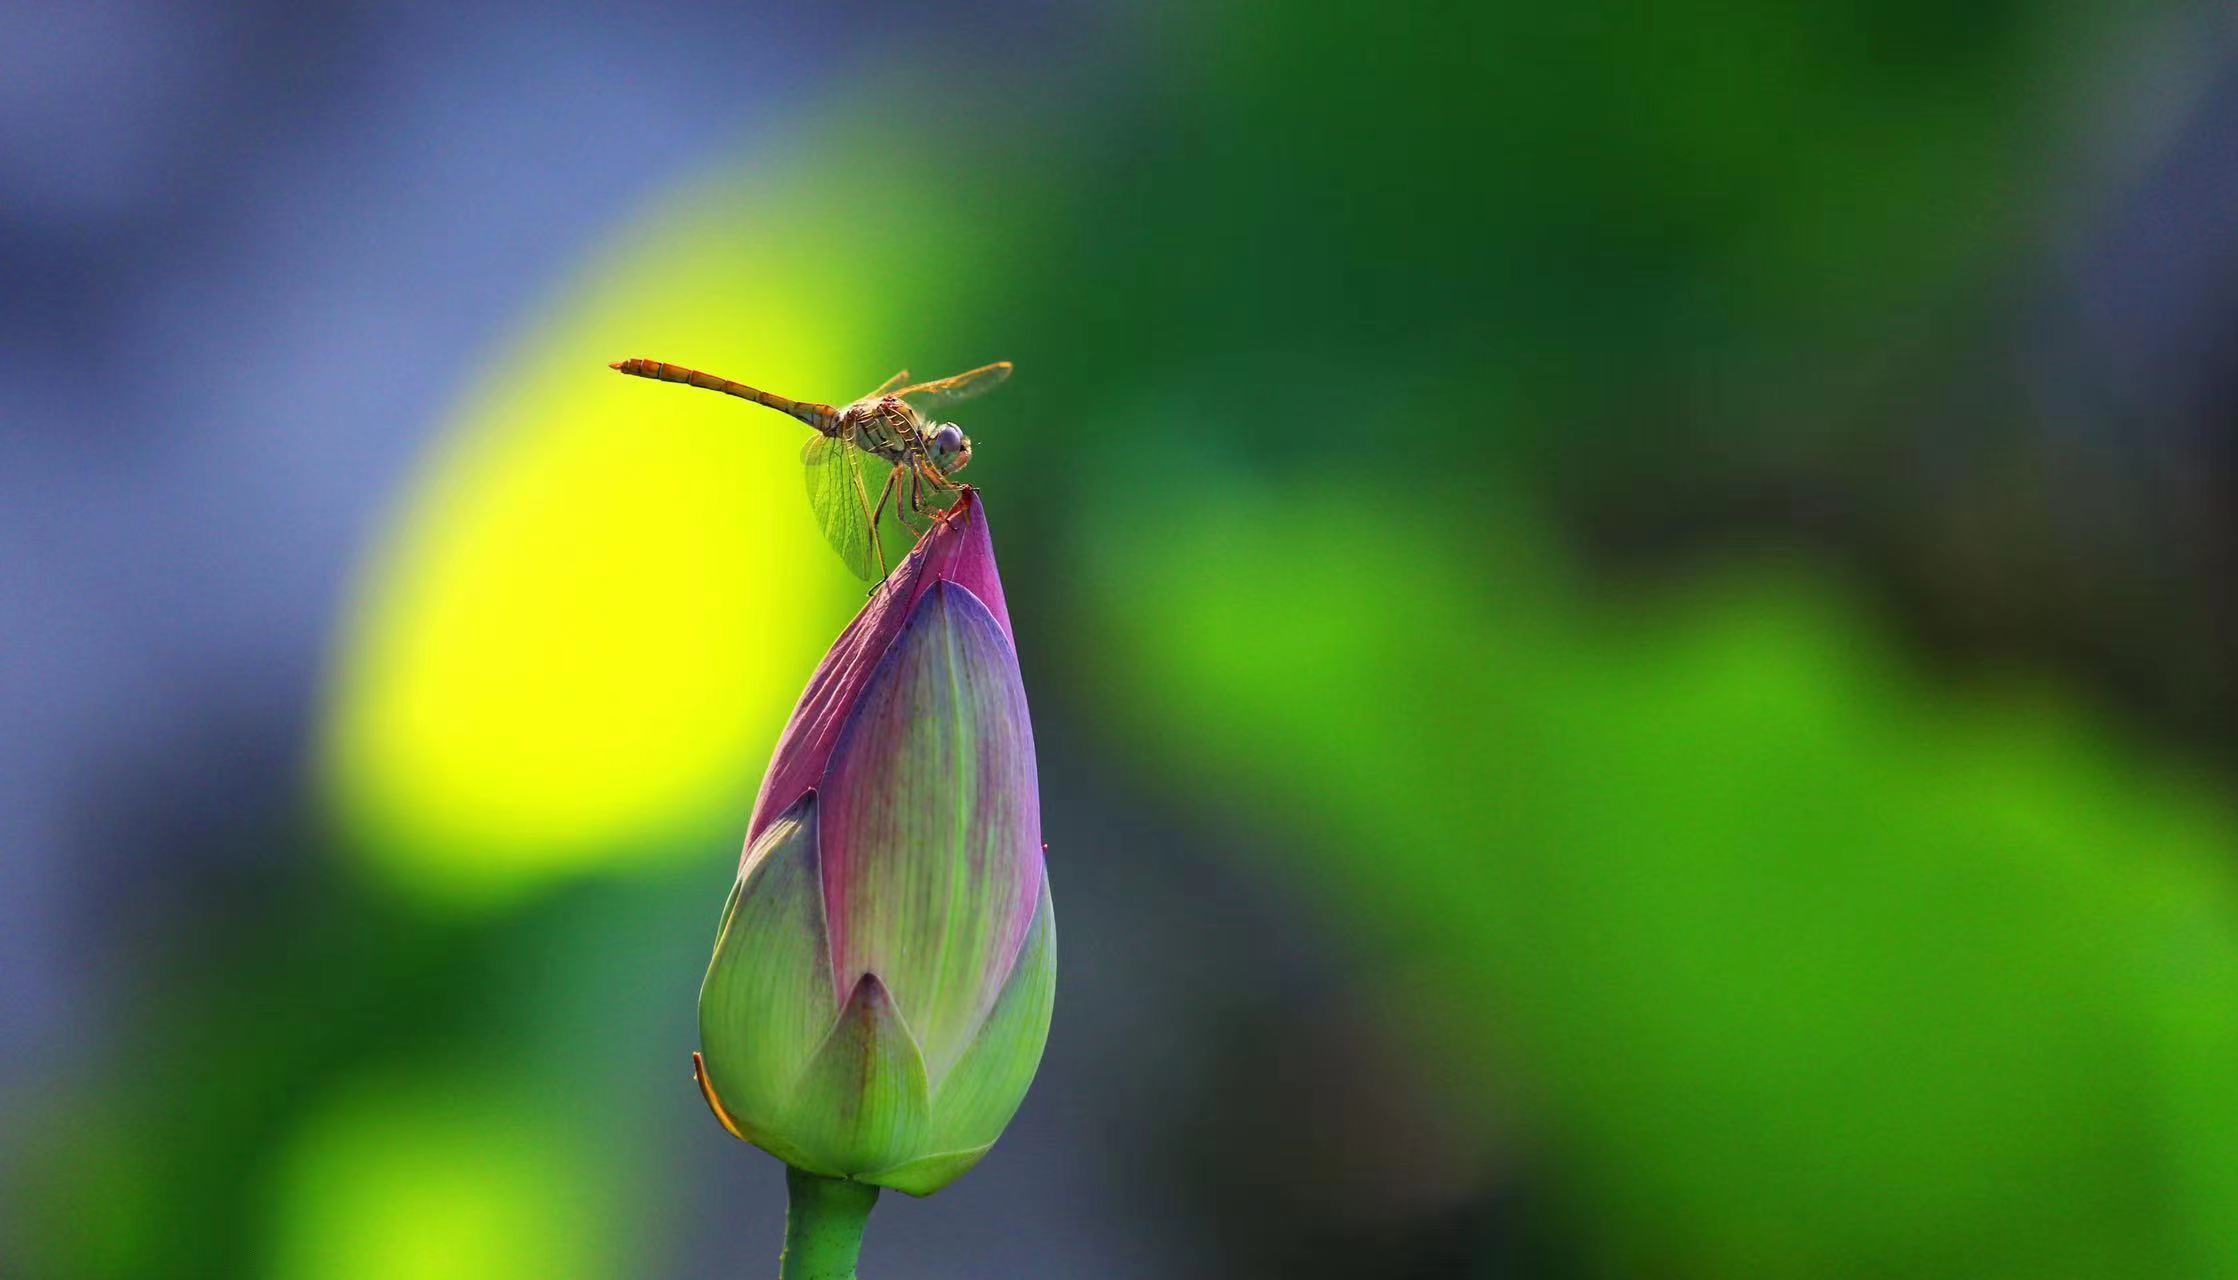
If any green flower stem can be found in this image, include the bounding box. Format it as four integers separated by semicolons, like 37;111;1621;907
780;1167;880;1280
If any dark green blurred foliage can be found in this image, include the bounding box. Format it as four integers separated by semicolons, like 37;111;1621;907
1084;484;2238;1277
980;4;2236;1274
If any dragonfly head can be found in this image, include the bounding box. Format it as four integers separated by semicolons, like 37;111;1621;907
929;422;972;474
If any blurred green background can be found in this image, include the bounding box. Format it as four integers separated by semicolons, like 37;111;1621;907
9;3;2238;1277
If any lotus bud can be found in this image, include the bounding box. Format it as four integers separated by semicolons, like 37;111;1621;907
696;491;1053;1197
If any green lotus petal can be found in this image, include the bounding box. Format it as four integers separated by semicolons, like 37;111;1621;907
864;1144;994;1198
698;794;838;1134
907;880;1055;1190
863;886;1052;1195
820;581;1044;1080
783;972;932;1176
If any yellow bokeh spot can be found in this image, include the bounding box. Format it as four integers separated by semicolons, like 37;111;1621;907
322;168;874;905
262;1075;606;1280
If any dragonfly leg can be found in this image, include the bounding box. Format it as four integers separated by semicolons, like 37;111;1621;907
914;459;961;513
868;466;904;572
879;450;922;536
927;480;976;528
894;510;924;539
911;464;955;525
894;485;927;536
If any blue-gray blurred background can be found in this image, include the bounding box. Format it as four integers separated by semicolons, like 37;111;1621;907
10;3;2238;1277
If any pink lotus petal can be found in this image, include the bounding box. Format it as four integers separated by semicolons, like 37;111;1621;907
747;490;1012;849
816;580;1043;1078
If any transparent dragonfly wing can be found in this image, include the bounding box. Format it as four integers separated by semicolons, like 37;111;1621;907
893;361;1012;415
868;368;912;395
801;433;893;581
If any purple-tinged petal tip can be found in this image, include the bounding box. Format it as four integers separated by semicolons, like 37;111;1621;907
748;491;1012;849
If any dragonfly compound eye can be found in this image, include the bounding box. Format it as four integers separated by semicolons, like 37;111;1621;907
932;424;965;455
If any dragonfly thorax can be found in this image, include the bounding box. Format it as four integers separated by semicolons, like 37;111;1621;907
835;396;923;464
837;397;971;475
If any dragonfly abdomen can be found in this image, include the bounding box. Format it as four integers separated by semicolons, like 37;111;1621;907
609;358;836;431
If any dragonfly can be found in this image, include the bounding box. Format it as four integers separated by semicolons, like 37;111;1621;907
609;357;1010;580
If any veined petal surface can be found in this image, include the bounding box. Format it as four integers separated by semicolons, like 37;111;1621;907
819;580;1043;1079
871;878;1056;1196
782;973;932;1177
697;794;840;1133
749;491;1012;848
